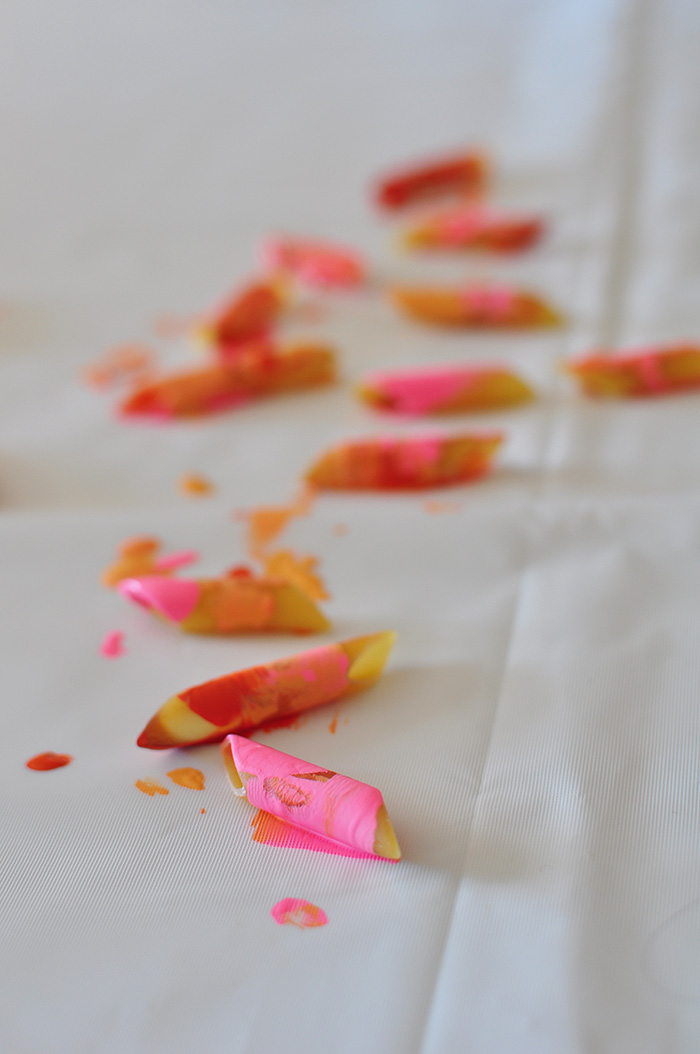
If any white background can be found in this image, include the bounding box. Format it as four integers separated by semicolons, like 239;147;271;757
2;1;700;1050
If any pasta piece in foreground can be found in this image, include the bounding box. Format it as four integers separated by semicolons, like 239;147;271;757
402;206;543;253
118;570;330;635
137;631;396;749
565;344;700;398
374;151;488;210
358;365;534;415
389;284;561;328
221;735;401;860
120;342;336;418
305;433;503;490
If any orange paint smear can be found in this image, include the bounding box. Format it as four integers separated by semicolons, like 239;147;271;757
154;314;194;338
246;486;316;560
167;767;205;790
332;523;348;536
26;752;73;771
200;808;206;815
263;549;329;601
422;499;464;515
101;535;162;587
260;712;308;734
135;778;169;797
83;344;156;389
178;473;214;497
251;809;373;858
328;714;338;734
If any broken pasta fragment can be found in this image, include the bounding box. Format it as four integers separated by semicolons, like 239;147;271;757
389;283;562;328
358;364;534;415
305;433;504;490
564;344;700;398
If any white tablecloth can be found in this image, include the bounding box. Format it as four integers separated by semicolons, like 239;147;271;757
2;1;700;1050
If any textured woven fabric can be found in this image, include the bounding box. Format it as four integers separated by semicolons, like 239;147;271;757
2;1;700;1050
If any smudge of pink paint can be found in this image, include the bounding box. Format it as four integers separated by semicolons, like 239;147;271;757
365;367;469;415
154;549;200;572
100;631;125;658
271;898;328;928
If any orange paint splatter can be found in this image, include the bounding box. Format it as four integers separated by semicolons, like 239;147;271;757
245;487;316;560
250;810;372;858
328;715;338;734
178;473;215;497
83;344;156;389
154;314;194;338
135;778;169;797
26;752;73;771
167;767;205;790
422;499;464;515
263;549;329;600
271;898;328;928
200;808;206;815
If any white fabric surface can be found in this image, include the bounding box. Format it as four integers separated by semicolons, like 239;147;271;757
2;1;700;1050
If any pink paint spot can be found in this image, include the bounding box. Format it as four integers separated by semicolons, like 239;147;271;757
271;898;328;929
100;630;125;658
364;367;470;415
118;576;200;622
154;549;200;572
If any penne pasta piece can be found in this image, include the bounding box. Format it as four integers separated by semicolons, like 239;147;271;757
402;205;543;253
120;341;336;418
118;570;330;635
358;364;534;415
136;631;396;749
374;151;489;210
389;283;562;328
564;344;700;398
221;734;401;860
305;433;503;490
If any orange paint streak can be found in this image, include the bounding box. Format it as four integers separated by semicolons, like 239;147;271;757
101;535;162;588
263;549;329;600
167;767;205;790
250;810;372;858
246;486;316;560
178;473;215;497
260;712;308;734
154;314;194;338
135;778;169;797
83;344;156;389
422;499;464;515
328;715;338;734
26;752;73;771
